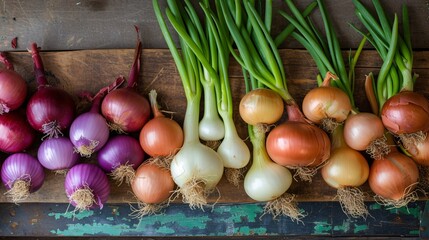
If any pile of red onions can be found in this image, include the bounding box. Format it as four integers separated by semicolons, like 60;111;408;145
26;43;76;139
0;52;27;114
65;163;110;211
1;153;45;203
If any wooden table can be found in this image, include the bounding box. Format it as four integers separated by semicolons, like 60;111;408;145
0;0;429;238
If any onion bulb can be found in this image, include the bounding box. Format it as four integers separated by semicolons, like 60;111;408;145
130;162;175;218
403;134;429;166
0;111;36;153
369;150;419;208
1;153;45;203
139;90;183;157
101;28;150;133
344;112;389;159
381;91;429;135
0;52;27;114
239;88;284;125
321;125;370;218
302;72;351;130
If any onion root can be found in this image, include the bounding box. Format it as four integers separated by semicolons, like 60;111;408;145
262;193;306;223
337;187;368;219
110;164;136;186
70;186;96;211
366;136;390;160
373;182;420;209
224;167;246;187
5;179;30;203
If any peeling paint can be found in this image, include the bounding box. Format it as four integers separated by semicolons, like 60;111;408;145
48;210;94;220
313;221;332;234
353;224;369;233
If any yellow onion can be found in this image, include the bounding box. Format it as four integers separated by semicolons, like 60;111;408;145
239;88;284;125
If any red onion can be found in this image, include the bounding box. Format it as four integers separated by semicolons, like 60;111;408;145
69;94;109;157
65;163;110;211
0;111;36;153
37;136;80;172
0;52;27;114
97;135;144;185
26;43;75;139
101;29;150;133
1;153;45;203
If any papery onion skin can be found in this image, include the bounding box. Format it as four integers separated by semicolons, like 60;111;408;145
266;121;331;167
381;91;429;135
131;163;175;204
26;87;76;134
101;88;150;133
98;135;144;172
405;136;429;166
0;111;36;153
369;151;419;201
239;88;284;125
37;137;79;171
65;163;110;209
302;86;352;124
321;147;369;189
0;69;27;114
140;117;183;157
344;112;385;151
1;153;45;193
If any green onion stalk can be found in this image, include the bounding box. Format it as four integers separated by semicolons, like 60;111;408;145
352;0;423;209
164;0;251;187
279;0;375;218
153;0;224;210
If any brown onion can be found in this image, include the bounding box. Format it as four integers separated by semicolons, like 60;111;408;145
239;88;284;125
381;91;429;135
302;85;351;125
322;147;369;189
131;163;175;204
403;136;429;166
369;151;419;201
266;121;330;167
344;112;385;151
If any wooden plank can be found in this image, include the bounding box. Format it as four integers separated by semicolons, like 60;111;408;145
0;49;428;204
0;0;428;51
0;201;424;237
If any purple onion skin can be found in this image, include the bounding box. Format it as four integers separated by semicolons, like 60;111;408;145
0;111;36;153
37;137;80;171
69;112;110;157
1;153;45;192
98;135;144;172
26;87;75;133
65;163;110;209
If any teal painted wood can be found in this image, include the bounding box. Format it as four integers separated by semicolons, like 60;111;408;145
0;201;424;237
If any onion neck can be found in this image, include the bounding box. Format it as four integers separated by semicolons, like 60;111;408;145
29;43;48;86
127;27;142;88
148;89;164;118
90;94;103;113
183;95;201;145
286;103;307;123
250;124;271;167
331;124;347;150
0;52;14;70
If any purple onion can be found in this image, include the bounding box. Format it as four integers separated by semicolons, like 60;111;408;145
37;137;80;172
27;43;76;139
65;163;110;211
1;153;45;203
0;111;36;153
69;95;109;158
98;135;144;185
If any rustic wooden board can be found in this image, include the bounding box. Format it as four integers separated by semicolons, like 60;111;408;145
0;0;428;51
1;49;429;204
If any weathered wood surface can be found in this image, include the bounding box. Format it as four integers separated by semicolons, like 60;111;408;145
0;48;428;204
0;0;428;51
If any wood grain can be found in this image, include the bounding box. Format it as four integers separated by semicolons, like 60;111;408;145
0;48;428;204
0;0;428;51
